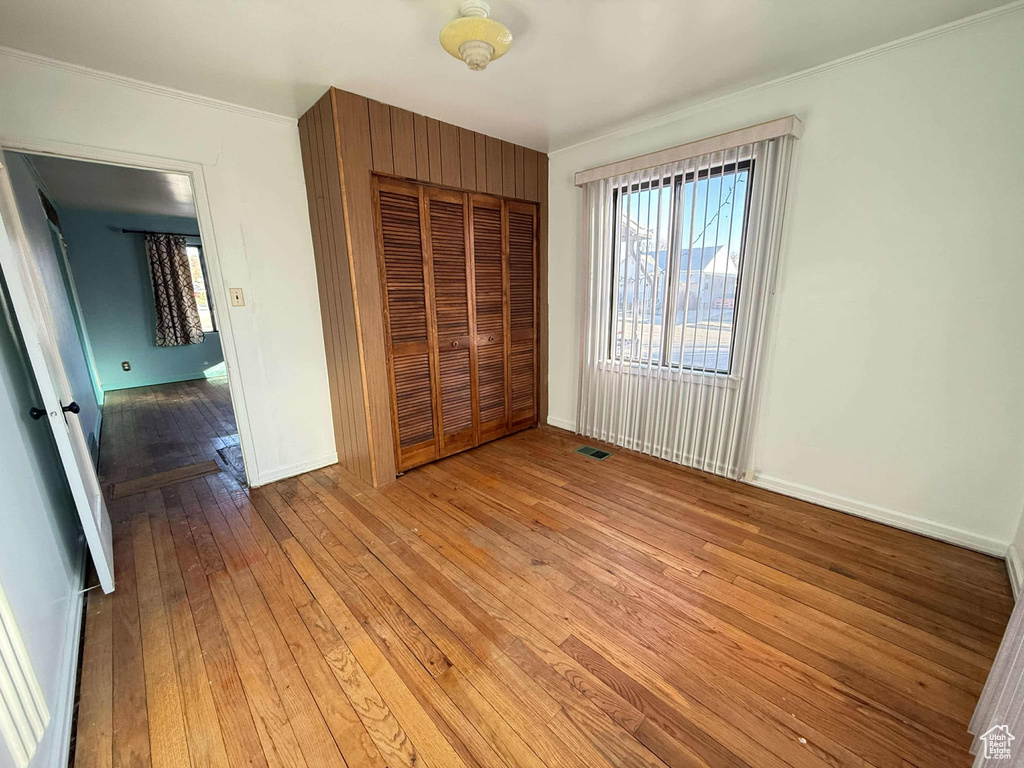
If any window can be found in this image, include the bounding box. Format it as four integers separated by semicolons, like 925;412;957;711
185;244;216;333
610;159;752;374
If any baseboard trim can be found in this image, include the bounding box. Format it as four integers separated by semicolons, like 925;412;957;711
752;473;1009;557
546;415;577;432
1007;544;1023;600
46;539;87;768
253;451;338;487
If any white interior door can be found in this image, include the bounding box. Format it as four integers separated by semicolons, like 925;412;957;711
0;158;114;593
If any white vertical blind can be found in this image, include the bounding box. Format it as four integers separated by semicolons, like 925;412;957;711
576;133;795;478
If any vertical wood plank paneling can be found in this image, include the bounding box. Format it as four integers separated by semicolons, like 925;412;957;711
523;148;539;201
367;100;394;174
475;134;487;192
439;123;462;188
297;108;345;469
514;145;525;199
390;106;418;178
313;97;357;473
485;137;502;195
426;118;443;185
537;153;549;424
413;115;431;182
318;96;373;479
305;104;350;469
298;94;371;480
501;142;516;197
331;87;397;484
458;128;477;192
299;87;547;485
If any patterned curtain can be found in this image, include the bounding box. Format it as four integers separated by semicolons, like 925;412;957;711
145;234;205;346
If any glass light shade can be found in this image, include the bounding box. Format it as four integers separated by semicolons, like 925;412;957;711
439;8;513;71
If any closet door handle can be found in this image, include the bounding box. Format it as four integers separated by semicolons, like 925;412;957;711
451;340;459;348
488;335;495;342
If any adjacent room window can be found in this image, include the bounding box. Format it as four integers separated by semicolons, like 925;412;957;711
610;160;751;374
185;244;217;333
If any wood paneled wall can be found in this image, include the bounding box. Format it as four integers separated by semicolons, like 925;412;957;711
298;93;373;483
299;87;548;487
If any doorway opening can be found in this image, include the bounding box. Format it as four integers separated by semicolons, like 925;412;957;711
4;151;248;496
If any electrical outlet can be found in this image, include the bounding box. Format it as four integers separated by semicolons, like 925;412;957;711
230;287;245;307
121;361;131;371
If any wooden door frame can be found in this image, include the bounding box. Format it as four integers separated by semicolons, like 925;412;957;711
0;134;258;484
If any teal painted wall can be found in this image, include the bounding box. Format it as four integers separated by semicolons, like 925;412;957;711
59;209;225;391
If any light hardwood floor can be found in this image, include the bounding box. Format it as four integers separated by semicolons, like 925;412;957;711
73;380;1011;768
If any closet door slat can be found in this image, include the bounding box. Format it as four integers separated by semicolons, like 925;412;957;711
374;178;439;470
507;201;538;430
471;195;509;442
425;188;478;454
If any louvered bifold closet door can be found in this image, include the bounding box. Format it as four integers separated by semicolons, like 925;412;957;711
507;201;538;431
374;178;439;471
470;195;510;443
424;187;478;455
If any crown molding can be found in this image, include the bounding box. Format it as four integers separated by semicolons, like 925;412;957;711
0;45;297;126
550;0;1024;156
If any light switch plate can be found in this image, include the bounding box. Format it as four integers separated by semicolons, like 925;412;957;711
230;288;245;307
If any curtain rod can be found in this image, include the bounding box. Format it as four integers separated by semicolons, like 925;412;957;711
574;115;803;187
121;228;201;237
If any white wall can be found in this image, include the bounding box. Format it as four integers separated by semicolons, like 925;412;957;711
0;50;336;485
0;271;84;768
548;8;1024;555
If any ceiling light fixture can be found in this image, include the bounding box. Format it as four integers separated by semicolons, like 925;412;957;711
440;0;513;72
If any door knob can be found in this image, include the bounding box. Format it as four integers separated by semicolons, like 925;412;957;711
451;340;459;347
31;401;79;420
488;335;495;341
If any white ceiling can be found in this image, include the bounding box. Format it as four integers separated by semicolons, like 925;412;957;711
25;154;196;218
0;0;1010;151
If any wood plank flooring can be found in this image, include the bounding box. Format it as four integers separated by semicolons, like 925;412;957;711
97;377;238;485
74;383;1011;768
